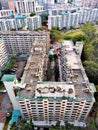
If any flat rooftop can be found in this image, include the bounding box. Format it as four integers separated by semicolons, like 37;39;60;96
2;74;16;82
16;40;96;101
59;40;96;99
35;82;75;98
17;44;46;98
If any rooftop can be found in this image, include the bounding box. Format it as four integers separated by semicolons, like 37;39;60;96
0;30;49;36
15;44;47;98
1;74;16;82
10;110;21;125
14;40;96;101
35;82;75;98
59;40;96;99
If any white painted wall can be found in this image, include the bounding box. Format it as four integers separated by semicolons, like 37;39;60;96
3;81;19;109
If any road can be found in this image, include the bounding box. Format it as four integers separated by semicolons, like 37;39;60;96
0;93;10;112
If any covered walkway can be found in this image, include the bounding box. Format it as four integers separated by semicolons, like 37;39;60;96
10;110;21;125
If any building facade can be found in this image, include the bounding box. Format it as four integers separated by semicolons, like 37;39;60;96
0;15;42;31
16;0;35;15
48;12;80;30
2;40;96;125
0;31;50;55
0;9;13;18
82;0;98;8
9;0;16;13
15;0;44;15
27;16;42;31
71;0;98;8
48;8;98;30
0;0;10;10
0;38;8;69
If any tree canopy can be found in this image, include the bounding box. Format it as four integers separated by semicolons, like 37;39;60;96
81;22;98;85
50;27;61;42
83;43;94;61
10;118;34;130
83;60;98;84
81;22;96;42
30;12;36;17
42;20;48;26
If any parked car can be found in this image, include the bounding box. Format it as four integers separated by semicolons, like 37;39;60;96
0;89;7;94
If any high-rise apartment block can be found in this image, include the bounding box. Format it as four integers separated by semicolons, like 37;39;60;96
0;15;42;31
9;0;16;13
0;0;10;10
16;0;35;14
15;0;44;15
48;12;80;30
27;15;42;30
0;9;13;18
2;40;96;125
48;8;98;30
37;0;68;4
0;31;50;55
82;0;98;8
0;38;8;69
71;0;98;8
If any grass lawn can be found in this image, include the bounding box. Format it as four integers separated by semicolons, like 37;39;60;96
59;30;84;42
65;30;84;37
59;24;98;42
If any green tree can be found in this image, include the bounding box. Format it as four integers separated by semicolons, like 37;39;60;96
61;27;67;32
70;26;76;30
10;123;18;130
50;28;61;42
87;118;96;129
10;28;16;31
30;12;36;17
83;60;98;84
35;27;45;31
96;21;98;25
81;22;96;42
95;85;98;91
11;118;34;130
11;55;17;60
42;20;48;26
83;43;94;60
73;34;86;42
93;39;98;58
56;121;60;127
19;119;34;130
